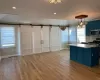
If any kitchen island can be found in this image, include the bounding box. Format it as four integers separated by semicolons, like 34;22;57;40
70;44;99;67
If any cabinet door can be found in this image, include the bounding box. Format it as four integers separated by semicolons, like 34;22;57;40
70;46;77;61
77;47;83;64
91;47;99;66
83;48;91;66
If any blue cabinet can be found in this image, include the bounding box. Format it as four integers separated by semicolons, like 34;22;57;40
70;46;99;67
91;48;99;66
86;20;100;36
83;48;91;66
77;47;83;63
70;46;77;61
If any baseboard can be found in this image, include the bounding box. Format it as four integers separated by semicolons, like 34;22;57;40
21;53;36;56
0;49;68;59
61;48;69;50
1;54;20;59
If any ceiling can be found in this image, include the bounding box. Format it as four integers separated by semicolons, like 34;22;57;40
0;0;100;25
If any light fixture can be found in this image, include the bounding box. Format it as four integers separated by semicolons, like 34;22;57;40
75;15;88;28
54;13;56;15
59;25;69;31
49;0;62;4
12;7;16;9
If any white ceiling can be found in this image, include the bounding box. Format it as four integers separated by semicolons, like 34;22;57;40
0;0;100;25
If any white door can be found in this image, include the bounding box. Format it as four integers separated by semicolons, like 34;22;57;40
20;25;33;55
41;26;50;52
50;27;61;51
32;26;41;53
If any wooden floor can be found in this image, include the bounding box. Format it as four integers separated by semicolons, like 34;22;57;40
0;50;100;80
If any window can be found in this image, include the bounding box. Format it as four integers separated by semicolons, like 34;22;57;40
0;27;15;48
61;28;68;43
61;28;69;49
77;26;86;43
69;26;77;43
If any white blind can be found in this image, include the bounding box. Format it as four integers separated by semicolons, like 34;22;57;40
1;27;15;47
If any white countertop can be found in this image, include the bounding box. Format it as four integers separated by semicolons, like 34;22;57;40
70;44;98;48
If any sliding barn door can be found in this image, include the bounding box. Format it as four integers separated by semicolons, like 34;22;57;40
50;27;61;51
41;26;50;52
20;25;33;55
32;26;41;53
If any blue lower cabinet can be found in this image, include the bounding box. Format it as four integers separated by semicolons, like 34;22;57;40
91;48;99;66
70;46;77;61
70;46;99;67
83;48;91;66
77;47;83;64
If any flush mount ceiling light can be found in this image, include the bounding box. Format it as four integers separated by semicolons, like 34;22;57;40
75;15;88;28
12;7;16;9
49;0;62;4
54;13;56;14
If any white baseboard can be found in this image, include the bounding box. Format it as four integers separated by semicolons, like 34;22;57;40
1;54;20;59
61;48;69;50
21;53;36;56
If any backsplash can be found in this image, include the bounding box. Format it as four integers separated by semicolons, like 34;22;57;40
86;35;100;42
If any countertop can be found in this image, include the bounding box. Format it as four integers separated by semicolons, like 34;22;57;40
70;44;98;48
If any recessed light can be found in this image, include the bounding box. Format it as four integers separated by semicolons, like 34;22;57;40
12;7;16;9
54;13;56;15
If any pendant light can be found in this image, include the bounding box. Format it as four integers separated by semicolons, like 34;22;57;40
75;15;88;28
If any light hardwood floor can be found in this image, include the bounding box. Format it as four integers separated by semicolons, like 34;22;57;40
0;50;100;80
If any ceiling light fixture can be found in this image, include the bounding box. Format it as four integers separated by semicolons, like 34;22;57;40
75;15;88;28
49;0;62;4
54;13;56;14
12;7;16;9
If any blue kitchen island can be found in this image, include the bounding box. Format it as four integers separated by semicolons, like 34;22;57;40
70;44;99;67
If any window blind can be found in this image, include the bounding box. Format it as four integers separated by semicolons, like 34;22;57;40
0;27;15;47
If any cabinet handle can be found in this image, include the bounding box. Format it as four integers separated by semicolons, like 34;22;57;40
92;54;93;56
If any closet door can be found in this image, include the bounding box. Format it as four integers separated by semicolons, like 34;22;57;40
50;27;61;51
20;25;33;55
42;26;50;52
32;26;41;53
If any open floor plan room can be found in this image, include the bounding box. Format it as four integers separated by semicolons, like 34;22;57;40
0;0;100;80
